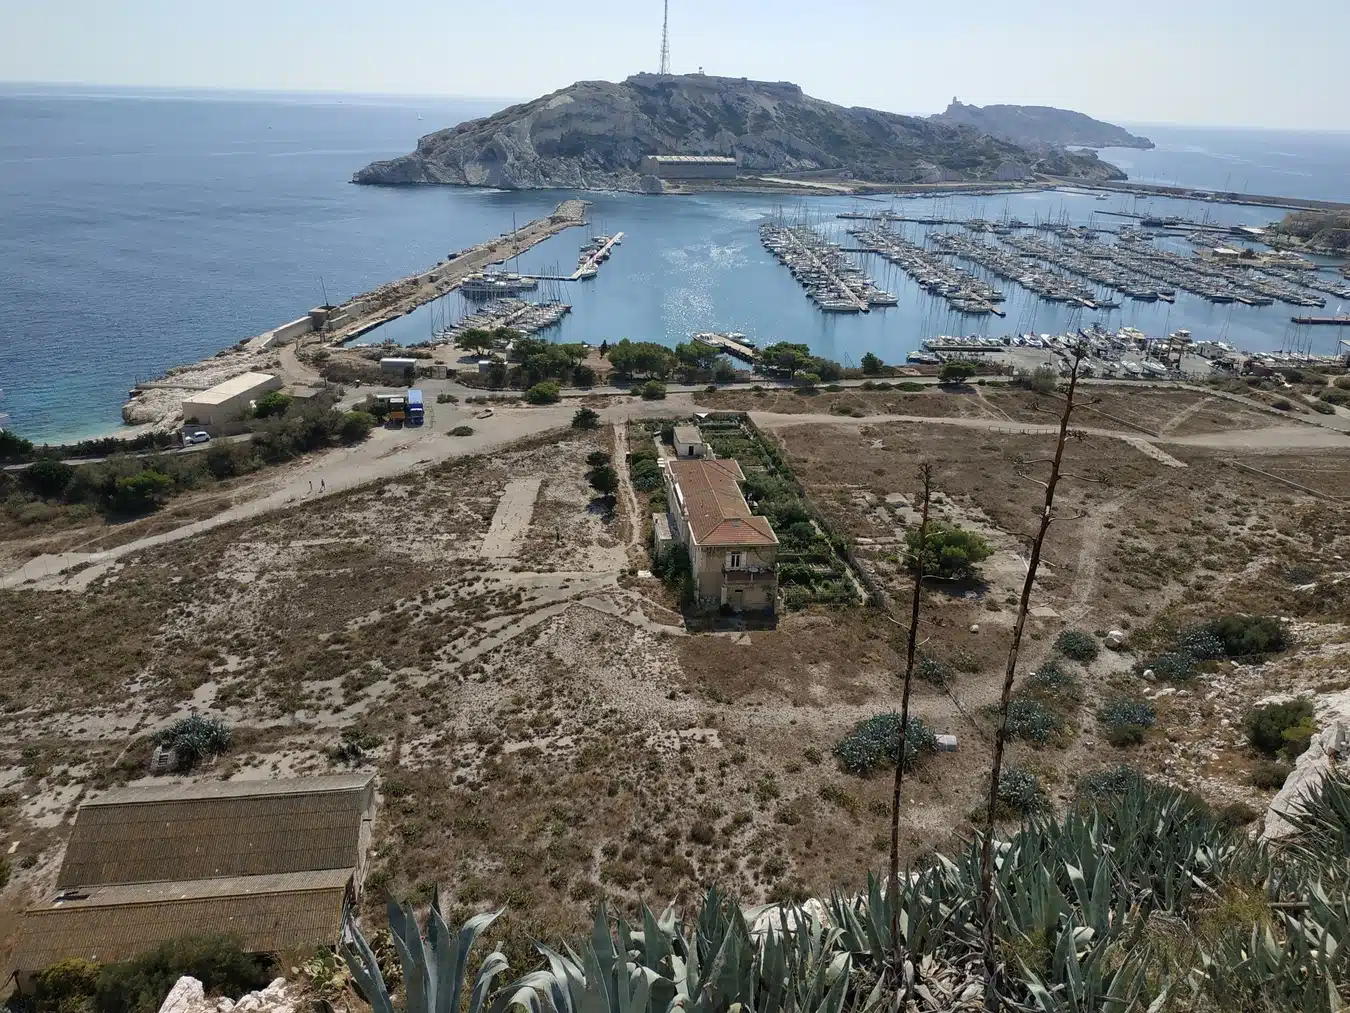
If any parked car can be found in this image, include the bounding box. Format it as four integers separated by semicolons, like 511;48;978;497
185;431;210;445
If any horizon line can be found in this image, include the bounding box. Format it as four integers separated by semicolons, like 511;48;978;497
3;79;1349;135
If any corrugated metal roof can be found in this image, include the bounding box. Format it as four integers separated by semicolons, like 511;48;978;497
58;775;373;889
15;872;350;971
647;155;737;164
85;774;373;807
668;459;777;548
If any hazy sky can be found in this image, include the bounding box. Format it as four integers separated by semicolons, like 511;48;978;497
3;0;1346;129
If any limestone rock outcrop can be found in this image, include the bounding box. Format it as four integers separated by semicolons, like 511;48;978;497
354;74;1124;191
156;976;299;1013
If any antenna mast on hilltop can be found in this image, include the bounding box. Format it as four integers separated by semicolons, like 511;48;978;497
659;0;671;75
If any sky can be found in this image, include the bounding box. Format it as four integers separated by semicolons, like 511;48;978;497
2;0;1347;130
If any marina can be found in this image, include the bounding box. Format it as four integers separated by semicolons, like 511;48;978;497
847;226;1006;316
759;221;896;313
441;299;572;343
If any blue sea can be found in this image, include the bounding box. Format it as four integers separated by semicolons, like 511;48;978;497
2;86;1348;443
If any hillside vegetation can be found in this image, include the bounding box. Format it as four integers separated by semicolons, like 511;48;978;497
353;74;1124;190
933;99;1155;149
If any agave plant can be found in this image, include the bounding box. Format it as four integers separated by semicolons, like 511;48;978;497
340;890;540;1013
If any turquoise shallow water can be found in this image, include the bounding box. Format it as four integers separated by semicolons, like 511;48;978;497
2;86;1347;443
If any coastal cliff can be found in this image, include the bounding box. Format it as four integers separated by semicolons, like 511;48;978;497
353;74;1125;190
932;100;1154;150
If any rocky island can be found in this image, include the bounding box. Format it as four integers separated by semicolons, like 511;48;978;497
353;73;1126;191
932;99;1154;150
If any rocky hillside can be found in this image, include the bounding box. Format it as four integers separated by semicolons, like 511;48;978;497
352;74;1125;190
933;99;1154;149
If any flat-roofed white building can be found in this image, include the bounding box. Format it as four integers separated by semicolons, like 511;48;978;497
182;372;282;427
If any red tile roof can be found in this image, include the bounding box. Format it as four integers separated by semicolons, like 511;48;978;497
668;459;777;547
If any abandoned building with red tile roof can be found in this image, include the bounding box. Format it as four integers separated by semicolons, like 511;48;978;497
661;456;778;612
11;773;375;982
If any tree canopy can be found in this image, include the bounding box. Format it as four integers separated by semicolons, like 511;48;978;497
938;360;978;384
607;339;676;380
906;521;993;580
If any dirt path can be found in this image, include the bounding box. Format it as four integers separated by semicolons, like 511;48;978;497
612;422;646;562
1157;395;1215;435
480;478;543;558
1061;475;1173;626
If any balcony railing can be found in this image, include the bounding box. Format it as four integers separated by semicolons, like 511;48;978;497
722;566;777;584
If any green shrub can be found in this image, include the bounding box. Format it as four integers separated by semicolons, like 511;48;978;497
586;450;612;469
906;522;993;580
630;457;662;492
111;469;173;515
998;765;1047;817
1099;697;1156;731
640;380;667;400
94;936;275;1013
916;655;952;686
1201;615;1288;656
834;713;936;776
1026;660;1079;700
252;390;292;419
1148;650;1197;682
33;958;100;1008
1271;398;1293;411
1004;698;1063;745
1250;761;1293;790
1055;629;1099;662
339;410;375;444
525;381;561;405
1077;764;1145;801
25;458;74;498
450;425;474;437
1310;400;1336;415
1176;626;1226;661
895;382;926;392
1246;699;1315;760
571;407;600;429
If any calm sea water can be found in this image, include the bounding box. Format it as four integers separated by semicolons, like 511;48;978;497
2;87;1347;443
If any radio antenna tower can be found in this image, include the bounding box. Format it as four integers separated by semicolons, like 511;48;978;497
658;0;671;75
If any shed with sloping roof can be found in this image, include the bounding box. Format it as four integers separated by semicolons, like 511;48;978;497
56;774;375;889
12;774;375;983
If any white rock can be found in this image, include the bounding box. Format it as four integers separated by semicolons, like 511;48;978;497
1105;630;1126;649
158;977;206;1013
969;623;979;633
1142;669;1156;681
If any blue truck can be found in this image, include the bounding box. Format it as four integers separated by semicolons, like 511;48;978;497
406;389;425;426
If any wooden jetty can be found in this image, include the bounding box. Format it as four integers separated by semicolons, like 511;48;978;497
693;332;760;362
1291;315;1350;326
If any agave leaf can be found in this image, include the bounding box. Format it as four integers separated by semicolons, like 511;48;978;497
339;910;395;1013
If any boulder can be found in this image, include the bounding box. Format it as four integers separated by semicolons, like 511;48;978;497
157;976;296;1013
1263;714;1350;841
158;977;206;1013
1105;629;1126;649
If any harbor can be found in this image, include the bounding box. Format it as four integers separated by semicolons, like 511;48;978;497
759;221;896;313
847;226;1006;316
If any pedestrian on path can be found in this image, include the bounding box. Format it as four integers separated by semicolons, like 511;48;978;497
320;478;326;492
308;480;313;494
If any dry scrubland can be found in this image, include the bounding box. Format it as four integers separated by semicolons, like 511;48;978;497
2;384;1350;972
